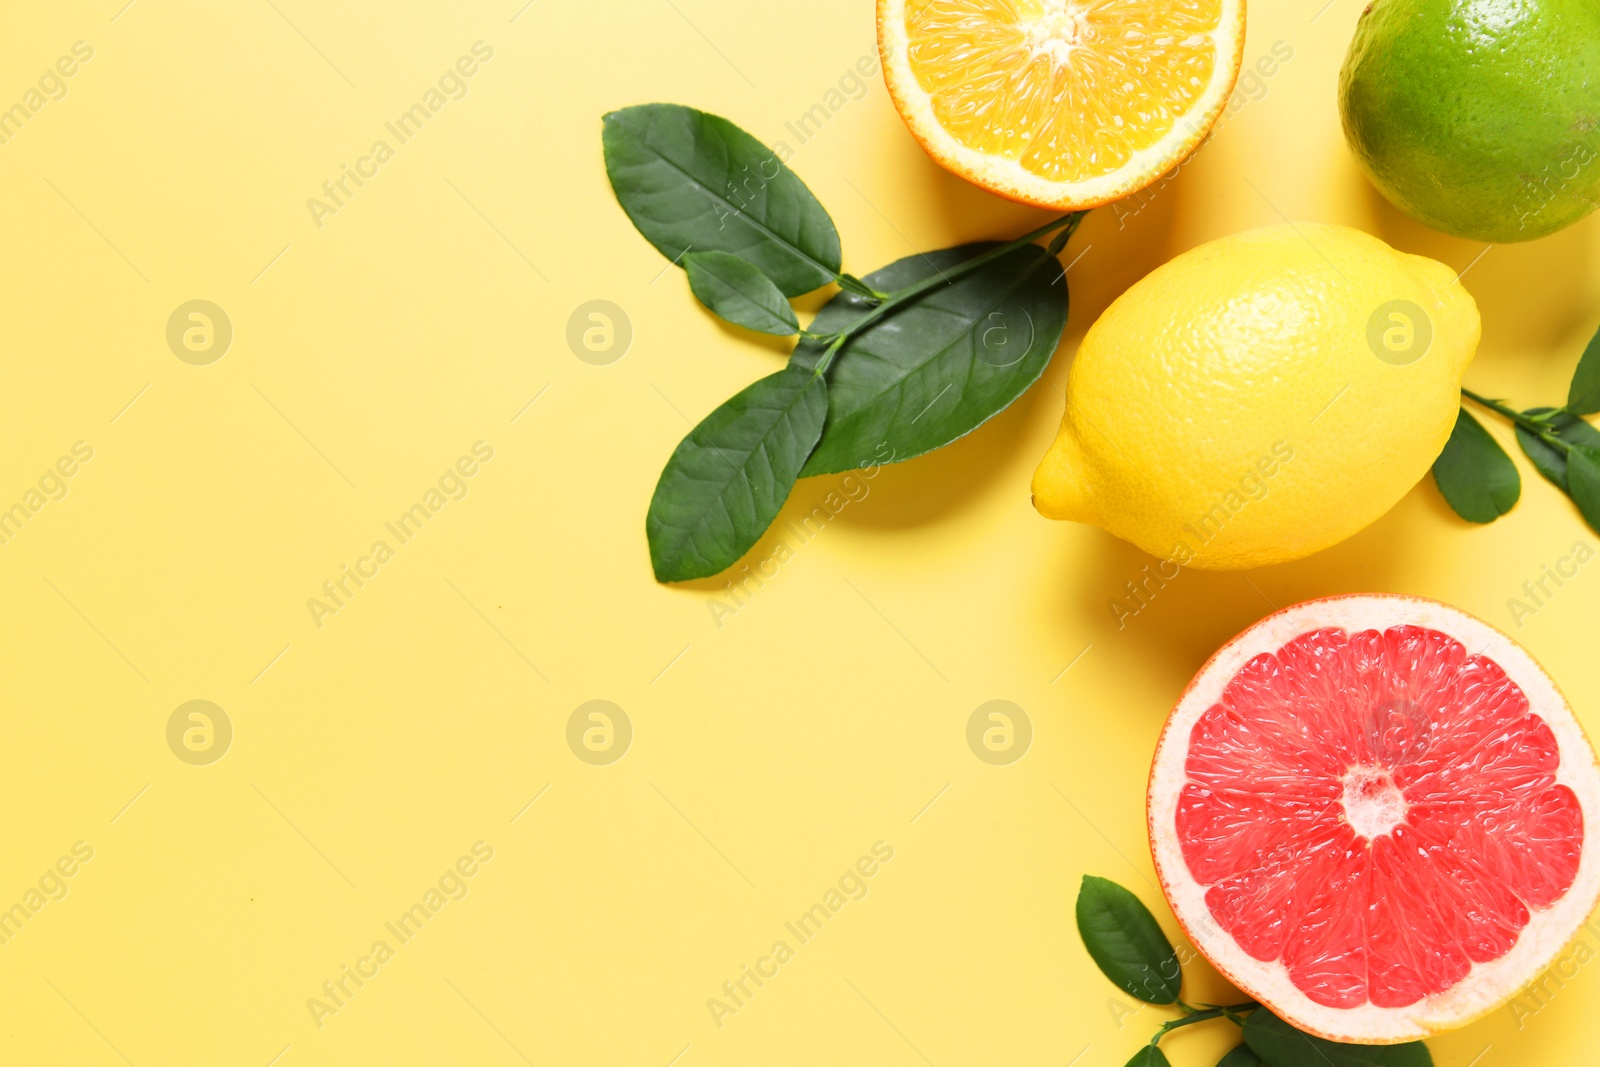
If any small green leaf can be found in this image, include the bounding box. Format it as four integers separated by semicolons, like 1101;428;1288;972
1126;1047;1172;1067
602;104;841;296
1515;407;1600;491
1217;1045;1267;1067
1432;406;1520;522
1567;321;1600;414
684;252;798;336
646;363;827;582
1243;1010;1431;1067
1075;875;1182;1005
793;242;1068;475
1566;444;1600;534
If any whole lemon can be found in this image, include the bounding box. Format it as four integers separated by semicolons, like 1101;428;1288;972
1340;0;1600;242
1032;224;1480;569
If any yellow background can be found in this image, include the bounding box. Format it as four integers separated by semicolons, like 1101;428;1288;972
0;0;1596;1064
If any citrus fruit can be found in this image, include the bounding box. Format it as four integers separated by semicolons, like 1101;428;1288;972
1340;0;1600;243
1149;594;1600;1043
1031;223;1480;569
877;0;1247;209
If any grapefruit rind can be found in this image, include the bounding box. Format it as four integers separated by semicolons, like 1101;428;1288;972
876;0;1248;210
1148;594;1600;1044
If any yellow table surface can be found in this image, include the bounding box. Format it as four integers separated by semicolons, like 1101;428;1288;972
2;1;1596;1064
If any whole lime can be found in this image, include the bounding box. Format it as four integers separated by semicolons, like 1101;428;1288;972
1340;0;1600;243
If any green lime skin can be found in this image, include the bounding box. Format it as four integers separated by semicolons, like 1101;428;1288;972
1340;0;1600;243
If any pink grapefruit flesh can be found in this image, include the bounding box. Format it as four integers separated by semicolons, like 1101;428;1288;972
1148;595;1600;1043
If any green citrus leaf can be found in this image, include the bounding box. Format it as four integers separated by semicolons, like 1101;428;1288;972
793;242;1067;475
1244;1010;1431;1067
1566;444;1600;535
1515;406;1600;491
684;252;798;336
1432;406;1520;522
1567;321;1600;414
1217;1045;1267;1067
1075;875;1182;1005
1126;1047;1172;1067
602;104;841;296
646;364;826;582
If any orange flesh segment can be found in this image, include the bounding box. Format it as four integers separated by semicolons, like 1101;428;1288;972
903;0;1224;182
1176;625;1584;1009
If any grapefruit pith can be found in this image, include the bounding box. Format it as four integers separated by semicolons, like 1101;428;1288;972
1148;595;1600;1043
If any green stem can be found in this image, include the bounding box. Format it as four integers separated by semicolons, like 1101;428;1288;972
835;273;889;302
1462;388;1572;452
811;210;1087;371
1149;1007;1229;1044
810;334;849;379
876;206;1088;310
1209;1001;1260;1027
1148;1001;1260;1046
883;210;1086;305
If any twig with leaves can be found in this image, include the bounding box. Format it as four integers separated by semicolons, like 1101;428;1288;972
1434;323;1600;528
1076;875;1433;1066
602;103;1084;582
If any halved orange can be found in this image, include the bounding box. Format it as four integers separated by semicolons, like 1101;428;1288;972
878;0;1247;209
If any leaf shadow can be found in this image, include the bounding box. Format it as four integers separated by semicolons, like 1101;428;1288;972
701;311;793;358
1418;471;1494;528
676;266;841;359
817;370;1062;531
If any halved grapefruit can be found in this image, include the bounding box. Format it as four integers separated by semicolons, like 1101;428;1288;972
1148;594;1600;1043
877;0;1247;209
